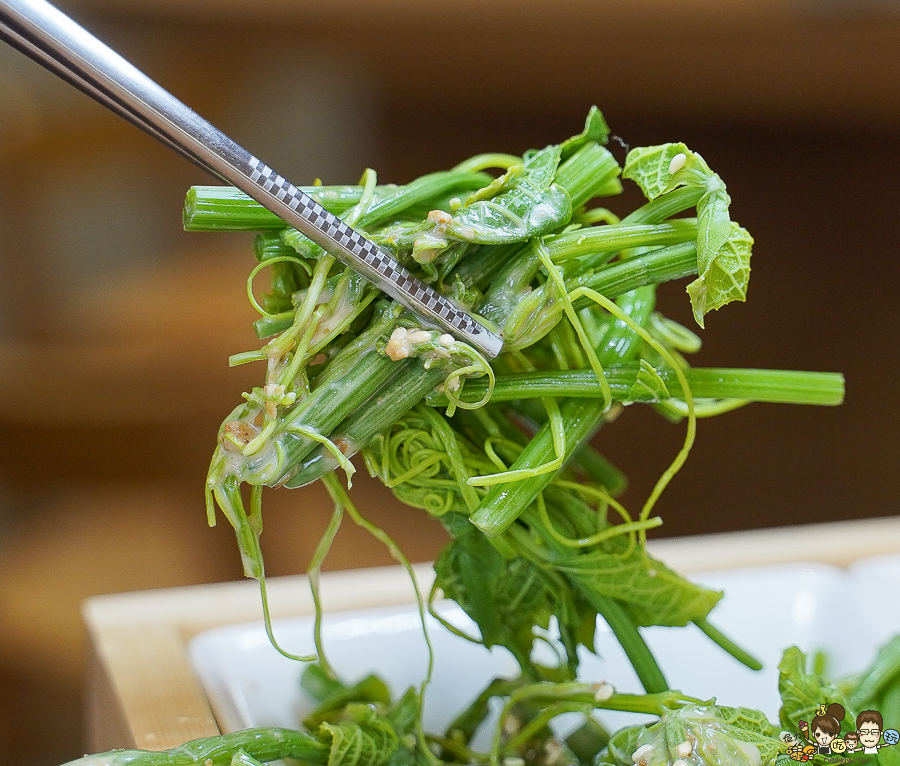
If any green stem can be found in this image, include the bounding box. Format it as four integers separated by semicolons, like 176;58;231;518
61;727;330;766
183;185;365;231
504;684;699;715
548;219;697;263
582;589;669;693
183;170;492;232
426;365;845;407
469;397;608;537
473;144;623;325
572;241;699;305
694;617;763;670
272;353;408;486
356;170;492;228
507;524;669;695
254;231;304;263
442;677;526;749
554;143;622;209
503;701;594;752
620;185;705;225
471;288;656;536
284;364;447;488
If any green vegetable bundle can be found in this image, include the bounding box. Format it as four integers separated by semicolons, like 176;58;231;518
176;108;843;765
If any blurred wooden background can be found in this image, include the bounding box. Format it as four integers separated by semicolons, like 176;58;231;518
0;0;898;763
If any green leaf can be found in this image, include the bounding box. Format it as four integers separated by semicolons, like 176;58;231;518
560;106;611;159
434;513;556;664
695;173;732;261
382;689;431;766
556;583;602;673
464;163;525;205
686;222;753;328
622;143;693;200
702;704;784;766
778;646;854;734
434;513;514;648
318;704;399;766
385;687;422;737
604;703;783;766
435;511;601;675
622;143;752;327
563;544;722;627
848;635;900;711
425;145;572;248
565;716;611;765
719;705;779;738
301;665;393;728
375;145;573;266
600;721;643;765
301;663;345;702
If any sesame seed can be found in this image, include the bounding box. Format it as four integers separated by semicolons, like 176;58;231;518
593;682;614;701
668;152;687;175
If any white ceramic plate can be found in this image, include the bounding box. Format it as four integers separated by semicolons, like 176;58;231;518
189;557;900;742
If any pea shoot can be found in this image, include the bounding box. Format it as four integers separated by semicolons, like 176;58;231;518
69;107;845;766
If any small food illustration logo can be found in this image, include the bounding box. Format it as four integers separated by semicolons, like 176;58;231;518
776;704;900;762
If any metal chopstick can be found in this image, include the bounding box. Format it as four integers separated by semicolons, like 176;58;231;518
0;18;213;174
0;0;504;359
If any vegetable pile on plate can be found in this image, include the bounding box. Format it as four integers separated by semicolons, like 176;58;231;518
70;108;848;766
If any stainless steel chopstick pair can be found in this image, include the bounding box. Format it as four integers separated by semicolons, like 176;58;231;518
0;0;504;359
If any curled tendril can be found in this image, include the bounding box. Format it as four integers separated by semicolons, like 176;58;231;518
246;255;311;319
427;579;483;645
363;406;496;517
482;436;518;472
574;206;621;226
536;491;663;551
284;422;356;487
568;286;696;539
384;451;444;488
535;239;612;411
439;342;496;417
264;254;336;361
320;474;440;764
466;349;567;488
451;152;522;173
649;311;703;354
276;306;327;389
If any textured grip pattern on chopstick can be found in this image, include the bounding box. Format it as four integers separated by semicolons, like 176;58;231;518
247;156;480;335
0;0;499;352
